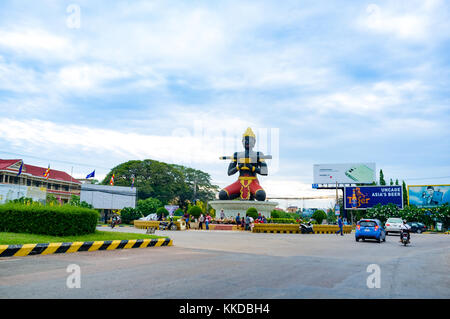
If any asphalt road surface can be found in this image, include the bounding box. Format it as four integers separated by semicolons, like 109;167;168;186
0;227;449;299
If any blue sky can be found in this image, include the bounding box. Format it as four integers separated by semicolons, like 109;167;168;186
0;0;449;209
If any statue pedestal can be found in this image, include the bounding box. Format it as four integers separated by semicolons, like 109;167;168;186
209;200;278;219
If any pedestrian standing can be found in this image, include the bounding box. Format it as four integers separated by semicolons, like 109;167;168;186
336;216;344;236
184;212;190;229
235;213;241;226
205;213;211;230
199;213;205;230
220;209;225;220
245;215;251;231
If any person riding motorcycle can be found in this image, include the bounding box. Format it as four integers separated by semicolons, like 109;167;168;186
111;214;121;229
399;220;411;243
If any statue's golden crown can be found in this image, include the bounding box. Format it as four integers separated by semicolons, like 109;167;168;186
242;127;256;138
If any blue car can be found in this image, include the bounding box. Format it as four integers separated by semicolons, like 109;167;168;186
355;219;386;243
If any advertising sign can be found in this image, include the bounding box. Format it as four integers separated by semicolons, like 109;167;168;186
313;163;376;184
165;205;179;216
0;184;47;204
80;184;136;209
335;204;340;216
407;185;450;208
344;186;403;210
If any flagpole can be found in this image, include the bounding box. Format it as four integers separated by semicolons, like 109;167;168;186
69;166;73;201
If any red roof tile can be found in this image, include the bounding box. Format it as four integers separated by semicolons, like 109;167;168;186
0;159;81;184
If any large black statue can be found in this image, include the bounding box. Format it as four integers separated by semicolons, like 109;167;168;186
218;127;271;201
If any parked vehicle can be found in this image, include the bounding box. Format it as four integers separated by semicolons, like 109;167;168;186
385;217;403;235
407;222;427;234
355;219;386;243
300;222;314;234
159;218;177;231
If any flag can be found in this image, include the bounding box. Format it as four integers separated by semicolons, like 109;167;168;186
17;160;23;176
44;165;50;180
131;176;135;189
86;170;95;179
110;173;115;186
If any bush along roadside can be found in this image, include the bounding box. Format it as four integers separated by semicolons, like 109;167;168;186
0;203;99;236
366;203;450;229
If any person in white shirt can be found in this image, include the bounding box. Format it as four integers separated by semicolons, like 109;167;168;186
399;220;411;242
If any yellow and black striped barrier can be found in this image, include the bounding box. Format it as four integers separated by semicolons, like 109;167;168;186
0;238;172;258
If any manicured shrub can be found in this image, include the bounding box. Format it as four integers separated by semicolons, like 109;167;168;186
188;205;203;218
156;207;169;217
0;203;99;236
246;207;258;219
312;210;327;225
174;208;184;216
137;197;162;216
120;207;143;224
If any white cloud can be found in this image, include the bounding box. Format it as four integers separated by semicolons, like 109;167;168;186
57;64;131;90
0;117;265;167
0;27;78;61
359;1;448;42
305;80;428;115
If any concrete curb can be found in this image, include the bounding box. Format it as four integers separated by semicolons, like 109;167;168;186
96;225;133;228
0;238;172;258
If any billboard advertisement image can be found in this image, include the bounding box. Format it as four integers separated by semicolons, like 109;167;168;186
80;184;136;209
313;163;376;184
0;184;47;204
408;185;450;208
344;186;403;210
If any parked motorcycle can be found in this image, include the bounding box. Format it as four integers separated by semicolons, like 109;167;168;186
300;222;314;234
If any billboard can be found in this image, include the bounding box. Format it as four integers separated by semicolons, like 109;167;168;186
80;184;136;209
408;185;450;208
313;163;376;184
0;184;47;204
344;186;403;210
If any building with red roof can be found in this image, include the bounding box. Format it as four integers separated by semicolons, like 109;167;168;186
0;159;81;203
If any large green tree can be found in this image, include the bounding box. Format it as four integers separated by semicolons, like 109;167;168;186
102;159;218;209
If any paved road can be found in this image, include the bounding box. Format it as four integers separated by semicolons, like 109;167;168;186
0;228;449;298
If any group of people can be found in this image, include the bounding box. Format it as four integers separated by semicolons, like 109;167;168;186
182;212;212;230
178;209;268;231
234;212;267;231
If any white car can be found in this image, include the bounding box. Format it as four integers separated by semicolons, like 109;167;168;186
385;218;404;235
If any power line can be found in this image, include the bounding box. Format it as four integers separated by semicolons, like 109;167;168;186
0;150;111;170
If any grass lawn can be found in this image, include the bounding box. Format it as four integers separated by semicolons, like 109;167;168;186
0;231;167;246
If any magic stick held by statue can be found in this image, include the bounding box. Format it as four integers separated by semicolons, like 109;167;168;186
218;127;272;201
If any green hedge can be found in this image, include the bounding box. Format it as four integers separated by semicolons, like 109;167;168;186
0;203;99;236
267;218;297;224
366;203;450;227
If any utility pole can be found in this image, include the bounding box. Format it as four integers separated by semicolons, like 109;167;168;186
193;179;197;204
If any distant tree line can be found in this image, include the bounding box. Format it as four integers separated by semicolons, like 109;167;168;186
101;159;219;210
